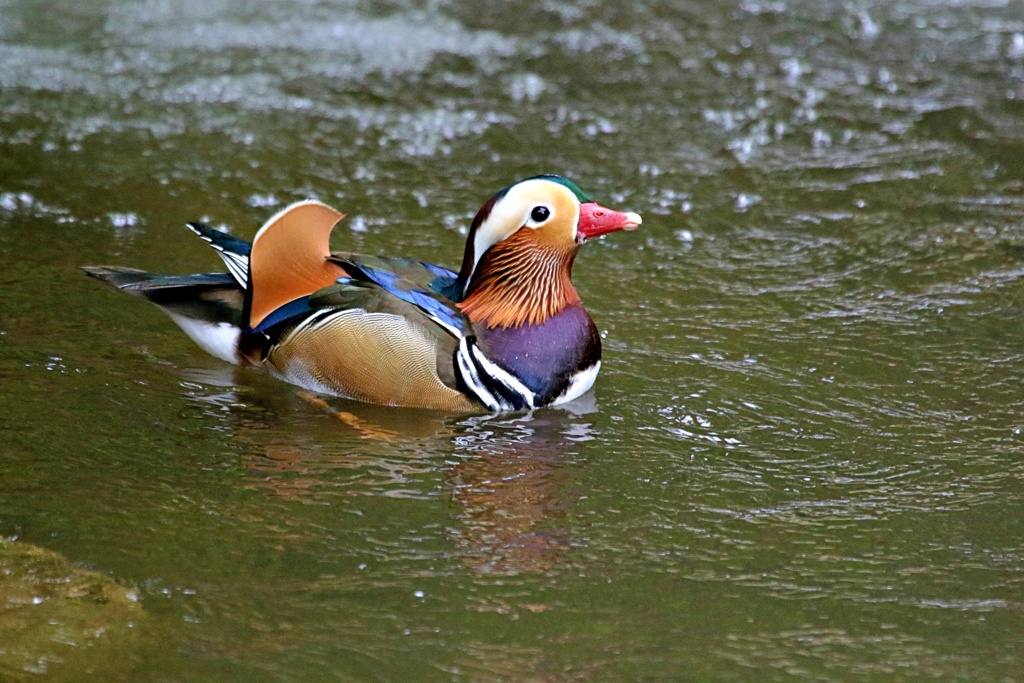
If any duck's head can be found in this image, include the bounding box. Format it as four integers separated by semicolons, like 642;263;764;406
455;175;642;329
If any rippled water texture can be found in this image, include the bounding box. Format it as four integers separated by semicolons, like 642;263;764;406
1;0;1023;680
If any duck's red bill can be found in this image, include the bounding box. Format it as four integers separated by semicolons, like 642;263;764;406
577;202;643;241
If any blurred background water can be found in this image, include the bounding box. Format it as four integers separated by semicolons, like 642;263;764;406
1;0;1023;680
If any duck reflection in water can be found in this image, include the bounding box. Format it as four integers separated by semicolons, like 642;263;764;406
445;403;596;575
181;367;596;575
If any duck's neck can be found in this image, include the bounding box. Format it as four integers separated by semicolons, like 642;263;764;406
457;230;581;329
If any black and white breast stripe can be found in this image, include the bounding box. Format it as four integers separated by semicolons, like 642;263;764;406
455;337;536;412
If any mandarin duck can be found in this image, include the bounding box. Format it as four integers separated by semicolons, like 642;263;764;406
83;175;641;412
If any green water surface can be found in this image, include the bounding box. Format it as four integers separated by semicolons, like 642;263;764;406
1;0;1023;680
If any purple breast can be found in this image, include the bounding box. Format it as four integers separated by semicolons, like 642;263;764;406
475;303;601;404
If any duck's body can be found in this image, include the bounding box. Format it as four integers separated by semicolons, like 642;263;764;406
84;176;640;412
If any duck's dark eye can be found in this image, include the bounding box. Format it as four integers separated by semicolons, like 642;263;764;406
530;206;550;222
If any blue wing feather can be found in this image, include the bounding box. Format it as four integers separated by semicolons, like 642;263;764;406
252;258;468;338
354;265;469;337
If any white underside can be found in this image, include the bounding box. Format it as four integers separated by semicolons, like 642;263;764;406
168;314;241;365
551;361;601;406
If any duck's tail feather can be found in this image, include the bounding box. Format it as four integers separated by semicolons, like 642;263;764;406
82;266;244;364
186;222;251;288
